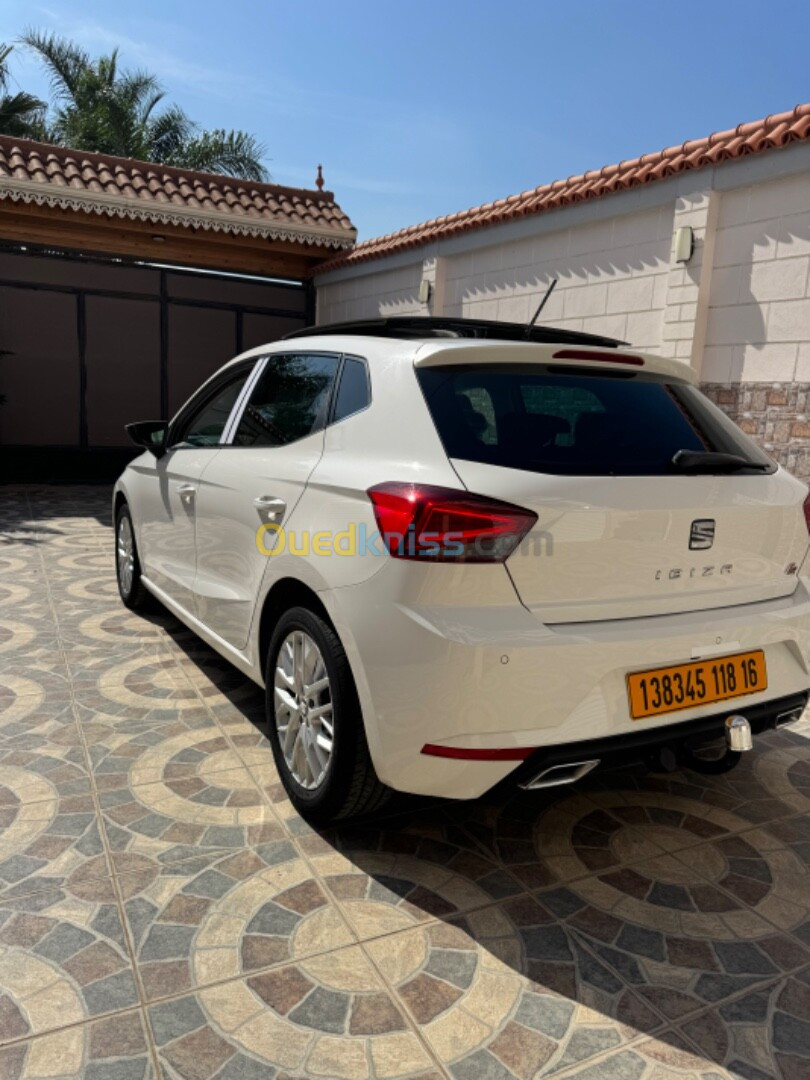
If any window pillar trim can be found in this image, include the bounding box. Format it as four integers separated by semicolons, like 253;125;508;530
221;356;269;445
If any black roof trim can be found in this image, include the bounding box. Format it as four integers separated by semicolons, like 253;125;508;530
283;316;625;347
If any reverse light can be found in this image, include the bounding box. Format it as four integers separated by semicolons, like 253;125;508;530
552;349;644;366
366;483;537;563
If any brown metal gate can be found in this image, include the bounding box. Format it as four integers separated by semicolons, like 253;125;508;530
0;244;311;481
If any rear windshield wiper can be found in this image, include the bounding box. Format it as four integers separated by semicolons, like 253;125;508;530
671;449;771;472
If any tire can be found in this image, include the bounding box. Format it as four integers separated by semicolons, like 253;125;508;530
265;605;391;824
115;504;152;612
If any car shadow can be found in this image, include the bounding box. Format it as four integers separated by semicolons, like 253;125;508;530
162;616;810;1077
0;486;112;544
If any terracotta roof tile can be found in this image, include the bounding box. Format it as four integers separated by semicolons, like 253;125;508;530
316;103;810;272
0;135;356;249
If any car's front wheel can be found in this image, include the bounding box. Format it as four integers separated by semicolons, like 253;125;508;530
115;503;151;611
265;606;390;823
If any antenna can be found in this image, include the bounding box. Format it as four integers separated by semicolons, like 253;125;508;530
524;278;558;337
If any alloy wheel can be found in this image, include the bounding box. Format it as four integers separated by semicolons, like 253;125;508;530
274;630;334;790
117;515;135;597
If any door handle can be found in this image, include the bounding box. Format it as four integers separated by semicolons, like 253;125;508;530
177;484;197;504
253;495;286;517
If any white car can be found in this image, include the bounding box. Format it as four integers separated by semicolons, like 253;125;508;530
114;317;810;822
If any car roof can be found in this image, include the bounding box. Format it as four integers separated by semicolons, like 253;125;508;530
222;333;695;385
282;316;625;348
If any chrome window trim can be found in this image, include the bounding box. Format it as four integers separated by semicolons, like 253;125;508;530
221;356;269;445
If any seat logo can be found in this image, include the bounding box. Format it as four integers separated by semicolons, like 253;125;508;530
689;519;715;550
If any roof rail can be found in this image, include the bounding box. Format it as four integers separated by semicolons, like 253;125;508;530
283;316;625;347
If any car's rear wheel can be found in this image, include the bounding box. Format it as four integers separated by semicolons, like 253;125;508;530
265;606;390;823
115;504;152;611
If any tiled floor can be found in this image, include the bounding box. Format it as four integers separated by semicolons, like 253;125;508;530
1;486;809;1079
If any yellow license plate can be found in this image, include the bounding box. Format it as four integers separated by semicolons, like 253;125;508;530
627;650;767;720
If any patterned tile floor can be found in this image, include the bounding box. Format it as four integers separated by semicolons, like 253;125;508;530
1;486;809;1079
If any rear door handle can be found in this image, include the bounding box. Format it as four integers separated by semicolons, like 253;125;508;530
253;495;286;517
177;484;197;503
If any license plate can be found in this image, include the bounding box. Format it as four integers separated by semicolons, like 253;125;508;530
626;650;767;720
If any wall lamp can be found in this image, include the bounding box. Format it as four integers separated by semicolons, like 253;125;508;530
674;226;694;263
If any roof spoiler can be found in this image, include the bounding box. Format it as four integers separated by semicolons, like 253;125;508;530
283;316;626;348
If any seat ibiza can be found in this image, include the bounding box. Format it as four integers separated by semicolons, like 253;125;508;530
114;317;810;821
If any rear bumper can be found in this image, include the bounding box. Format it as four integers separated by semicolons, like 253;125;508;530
325;567;810;799
510;690;809;789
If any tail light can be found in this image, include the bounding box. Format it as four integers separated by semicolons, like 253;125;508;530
366;483;537;563
804;491;810;535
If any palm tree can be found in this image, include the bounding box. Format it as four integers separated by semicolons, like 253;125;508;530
19;31;269;180
0;43;46;137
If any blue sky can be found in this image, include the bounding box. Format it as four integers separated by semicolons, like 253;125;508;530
2;1;809;240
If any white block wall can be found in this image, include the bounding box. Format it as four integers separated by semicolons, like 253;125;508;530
318;207;673;353
317;143;810;386
703;171;810;383
441;206;672;351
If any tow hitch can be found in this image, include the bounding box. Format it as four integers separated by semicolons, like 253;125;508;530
724;714;753;752
677;713;753;775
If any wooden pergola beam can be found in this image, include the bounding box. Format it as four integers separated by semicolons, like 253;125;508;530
0;200;337;278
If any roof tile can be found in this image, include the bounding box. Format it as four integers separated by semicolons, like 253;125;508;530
316;102;810;273
0;135;356;248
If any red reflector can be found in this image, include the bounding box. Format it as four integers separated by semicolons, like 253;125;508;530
421;743;534;761
804;492;810;535
552;349;644;366
366;483;537;563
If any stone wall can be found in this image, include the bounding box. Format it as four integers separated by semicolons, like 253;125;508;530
701;382;810;482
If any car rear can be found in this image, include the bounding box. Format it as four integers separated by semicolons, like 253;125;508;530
329;340;810;799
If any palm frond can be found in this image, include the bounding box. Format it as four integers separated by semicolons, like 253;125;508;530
117;69;163;113
0;43;13;92
138;87;166;125
147;104;196;161
170;128;269;180
15;30;269;182
20;29;90;102
0;91;47;137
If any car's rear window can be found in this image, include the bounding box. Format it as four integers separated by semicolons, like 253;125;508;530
416;365;775;476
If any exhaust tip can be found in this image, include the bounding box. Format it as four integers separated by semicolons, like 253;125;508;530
774;707;804;729
519;759;600;791
725;715;753;752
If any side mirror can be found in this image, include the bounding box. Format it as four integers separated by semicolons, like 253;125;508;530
125;421;168;457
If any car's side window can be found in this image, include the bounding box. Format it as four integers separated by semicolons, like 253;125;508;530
332;356;371;424
170;370;252;449
232;353;339;448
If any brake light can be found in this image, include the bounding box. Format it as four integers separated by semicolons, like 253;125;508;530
804;492;810;535
366;483;537;563
552;349;644;366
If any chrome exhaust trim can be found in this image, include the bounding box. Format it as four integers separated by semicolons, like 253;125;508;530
725;715;753;752
519;759;600;791
774;707;804;729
